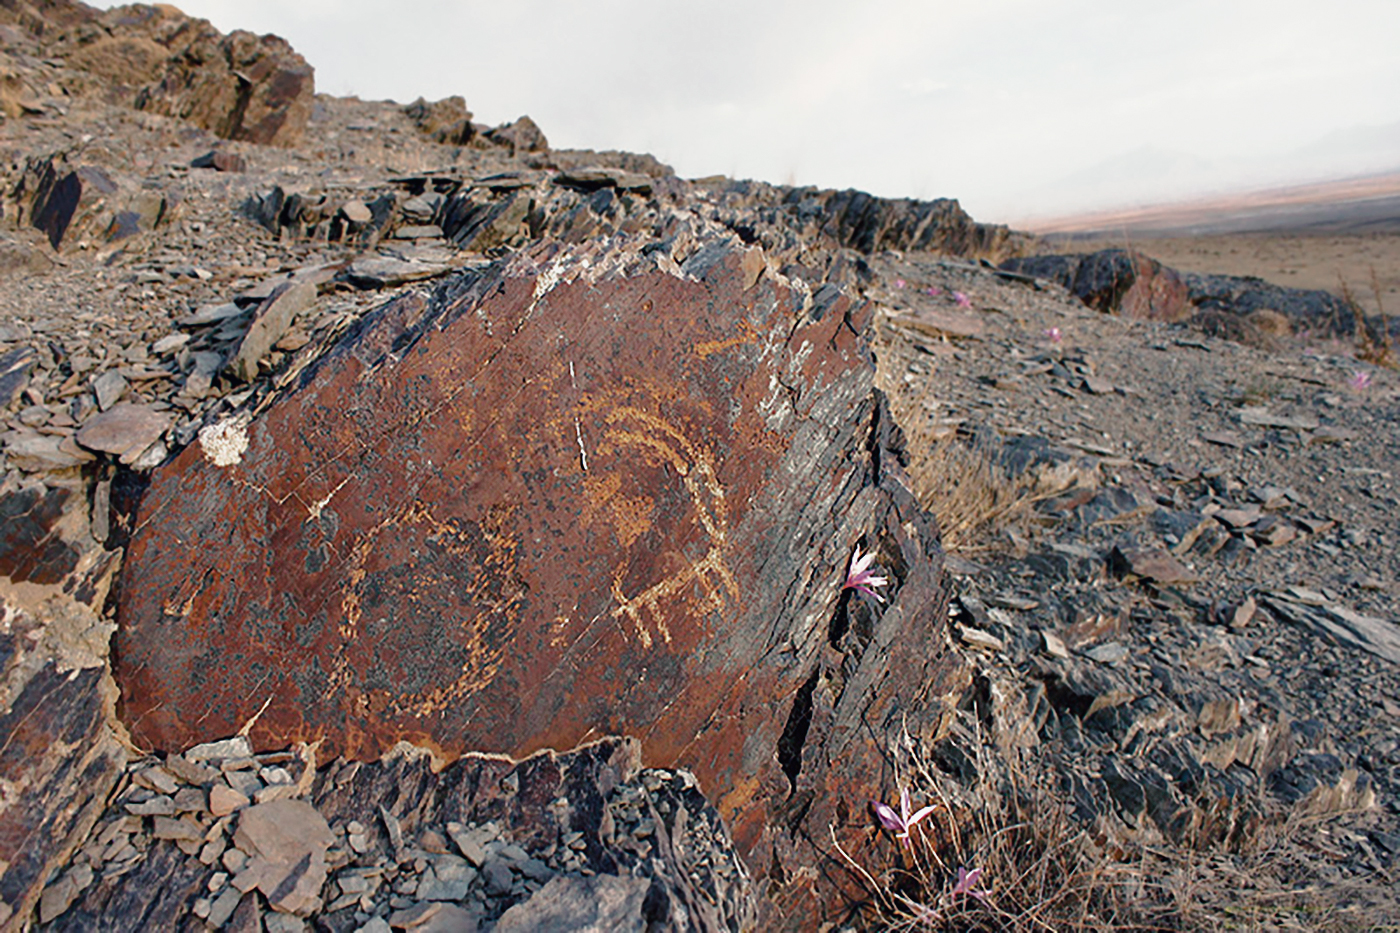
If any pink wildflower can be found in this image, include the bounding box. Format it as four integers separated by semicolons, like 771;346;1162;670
951;865;990;904
894;278;906;289
842;545;888;603
1044;326;1063;344
871;787;936;848
1349;370;1372;392
925;286;942;297
953;291;971;308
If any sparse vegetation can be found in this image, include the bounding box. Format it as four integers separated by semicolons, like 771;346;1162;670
1339;268;1395;369
896;419;1087;553
843;722;1397;932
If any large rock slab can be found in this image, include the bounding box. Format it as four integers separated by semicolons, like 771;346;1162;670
115;235;964;922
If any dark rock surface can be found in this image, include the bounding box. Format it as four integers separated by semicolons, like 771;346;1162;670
114;233;964;924
0;472;122;931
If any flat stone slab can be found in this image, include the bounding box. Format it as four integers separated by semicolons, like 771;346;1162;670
74;403;171;462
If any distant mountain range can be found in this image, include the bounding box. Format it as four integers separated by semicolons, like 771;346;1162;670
1024;170;1400;237
1008;120;1400;229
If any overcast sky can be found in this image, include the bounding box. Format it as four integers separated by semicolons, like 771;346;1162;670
98;1;1400;224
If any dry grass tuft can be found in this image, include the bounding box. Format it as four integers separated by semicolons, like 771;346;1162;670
898;420;1084;553
1340;270;1396;369
842;726;1398;932
905;433;1035;552
841;736;1175;932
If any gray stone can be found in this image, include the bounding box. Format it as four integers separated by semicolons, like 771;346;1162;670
4;432;94;471
1083;642;1130;664
1262;594;1400;664
185;736;253;761
92;370;130;410
152;815;205;843
481;859;513;897
0;345;36;409
446;824;488;867
342;256;451;289
207;885;244;927
238;262;343;301
234;799;333;862
493;874;650;933
135;766;179;794
166;754;220;785
265;914;307;933
417;855;475;900
125;795;176;816
228;280;317;382
74;403;172;463
1108;545;1198;586
178;302;246;327
211;783;251;816
39;871;81;924
341;201;373;224
391;901;477;932
1236;406;1318;432
394;224;444;239
152;333;191;355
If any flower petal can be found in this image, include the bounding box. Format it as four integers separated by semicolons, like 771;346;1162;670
906;804;937;828
872;800;904;832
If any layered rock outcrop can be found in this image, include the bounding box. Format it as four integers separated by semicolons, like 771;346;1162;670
114;232;965;924
6;0;313;147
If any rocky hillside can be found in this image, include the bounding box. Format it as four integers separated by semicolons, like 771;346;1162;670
1;2;1397;931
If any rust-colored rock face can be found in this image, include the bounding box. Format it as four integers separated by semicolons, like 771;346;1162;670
116;238;962;921
1074;249;1191;322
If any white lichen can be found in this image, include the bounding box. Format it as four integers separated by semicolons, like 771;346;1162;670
198;415;250;467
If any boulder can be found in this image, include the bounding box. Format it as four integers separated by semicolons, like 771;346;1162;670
11;152;175;250
701;179;1023;259
1000;249;1193;322
114;235;964;923
1070;249;1191;322
403;95;475;146
1183;271;1359;337
131;19;314;147
486;115;549;154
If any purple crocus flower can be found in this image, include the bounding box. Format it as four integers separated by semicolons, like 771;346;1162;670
953;291;972;308
951;865;989;904
1349;370;1372;392
842;545;888;603
871;787;936;847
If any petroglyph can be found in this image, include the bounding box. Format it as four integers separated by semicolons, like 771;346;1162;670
596;404;739;648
